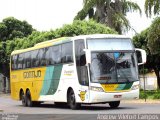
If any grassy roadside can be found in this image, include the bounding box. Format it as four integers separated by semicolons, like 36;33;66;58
140;89;160;99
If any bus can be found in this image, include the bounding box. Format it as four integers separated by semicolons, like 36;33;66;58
10;34;146;109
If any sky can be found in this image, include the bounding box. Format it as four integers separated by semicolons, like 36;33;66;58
0;0;156;37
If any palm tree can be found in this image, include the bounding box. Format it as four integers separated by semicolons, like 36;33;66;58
74;0;141;34
145;0;160;17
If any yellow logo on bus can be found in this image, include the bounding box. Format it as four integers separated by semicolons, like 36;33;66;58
79;91;86;101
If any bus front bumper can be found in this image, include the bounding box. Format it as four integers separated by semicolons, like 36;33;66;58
88;89;139;103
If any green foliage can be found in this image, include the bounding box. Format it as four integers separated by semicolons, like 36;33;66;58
139;91;148;99
56;20;117;36
147;17;160;55
133;23;160;88
140;90;160;99
133;29;149;52
153;94;160;99
0;17;34;41
145;0;160;17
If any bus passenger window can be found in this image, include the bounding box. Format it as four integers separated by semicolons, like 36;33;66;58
61;42;73;63
17;54;24;69
40;48;47;66
25;52;31;68
31;50;38;67
51;45;61;64
11;55;18;70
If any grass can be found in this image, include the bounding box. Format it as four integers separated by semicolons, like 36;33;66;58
140;89;160;99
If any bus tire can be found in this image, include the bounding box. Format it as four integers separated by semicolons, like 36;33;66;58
26;90;33;107
20;91;27;107
109;101;120;108
68;89;80;110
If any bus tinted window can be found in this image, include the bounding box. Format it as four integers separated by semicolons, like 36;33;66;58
31;50;38;67
45;47;51;65
61;42;73;63
51;45;61;64
38;48;46;66
24;52;31;68
11;55;18;70
17;54;24;69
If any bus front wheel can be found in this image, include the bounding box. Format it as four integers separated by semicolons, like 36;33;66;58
68;89;80;110
109;101;120;108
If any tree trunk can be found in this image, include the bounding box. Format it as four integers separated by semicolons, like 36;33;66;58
96;3;105;23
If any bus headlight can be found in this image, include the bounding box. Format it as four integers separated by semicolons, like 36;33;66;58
90;86;104;92
131;84;139;90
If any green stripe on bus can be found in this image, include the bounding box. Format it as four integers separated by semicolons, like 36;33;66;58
46;65;63;95
116;84;126;90
40;66;54;95
123;82;133;90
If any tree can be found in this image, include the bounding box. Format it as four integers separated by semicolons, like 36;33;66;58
133;17;160;88
145;0;160;17
147;17;160;88
0;17;34;41
0;17;34;77
74;0;141;34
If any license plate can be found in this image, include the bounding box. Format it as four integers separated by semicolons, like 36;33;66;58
114;95;122;98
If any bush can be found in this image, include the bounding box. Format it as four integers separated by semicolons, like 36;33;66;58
153;94;160;99
139;91;148;99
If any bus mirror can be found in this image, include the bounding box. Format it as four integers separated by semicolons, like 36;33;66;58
135;48;146;65
84;49;91;64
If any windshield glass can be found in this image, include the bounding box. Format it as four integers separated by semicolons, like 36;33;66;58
90;52;138;83
87;38;133;51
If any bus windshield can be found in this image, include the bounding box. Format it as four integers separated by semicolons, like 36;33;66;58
90;52;138;83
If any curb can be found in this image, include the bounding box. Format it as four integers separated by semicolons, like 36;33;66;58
121;99;160;104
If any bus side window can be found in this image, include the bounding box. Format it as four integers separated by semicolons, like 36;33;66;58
37;49;44;66
45;47;51;65
31;50;38;67
51;45;61;64
17;54;24;69
61;42;73;63
25;52;31;68
11;55;18;70
40;48;47;66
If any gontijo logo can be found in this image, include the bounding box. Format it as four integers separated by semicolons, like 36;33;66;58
23;70;41;78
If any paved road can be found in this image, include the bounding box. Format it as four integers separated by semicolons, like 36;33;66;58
0;96;160;120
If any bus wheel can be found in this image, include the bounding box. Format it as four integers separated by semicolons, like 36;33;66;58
21;91;27;107
68;89;80;110
109;101;120;108
26;90;33;107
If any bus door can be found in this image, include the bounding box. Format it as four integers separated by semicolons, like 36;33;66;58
75;39;89;103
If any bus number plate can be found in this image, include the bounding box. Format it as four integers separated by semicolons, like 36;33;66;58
114;95;122;98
